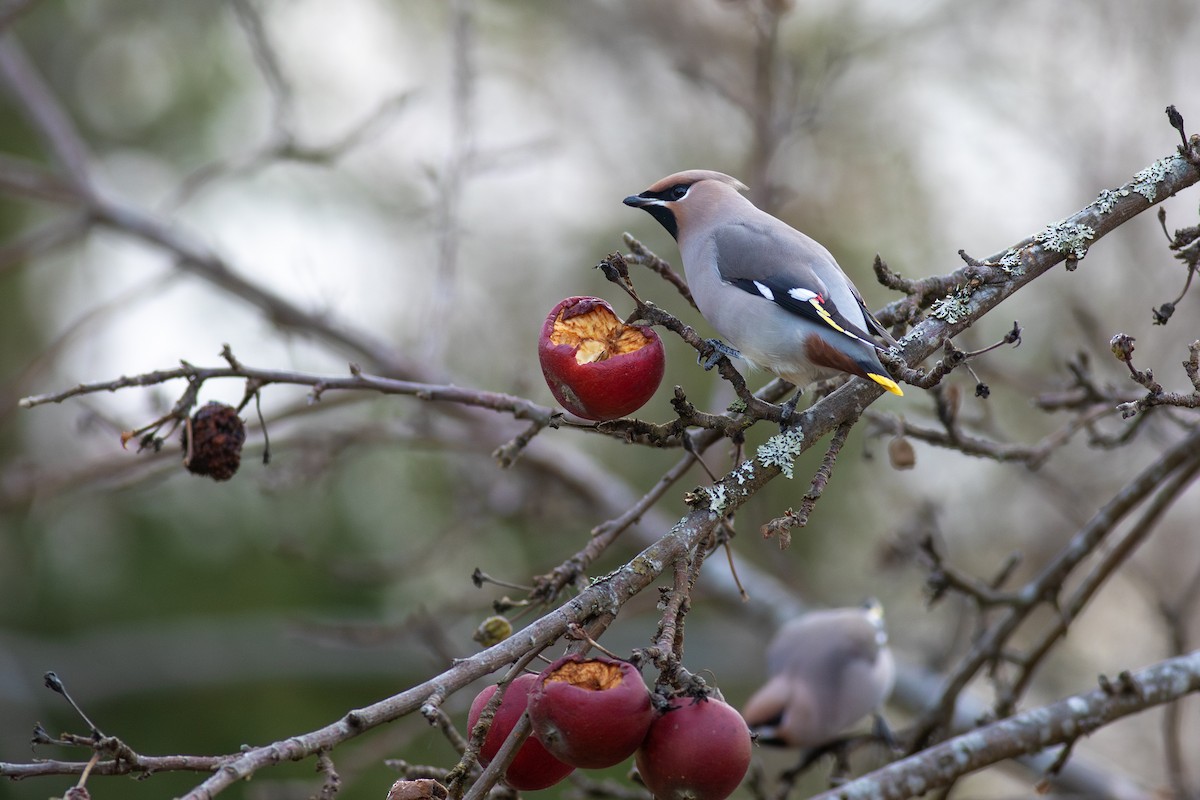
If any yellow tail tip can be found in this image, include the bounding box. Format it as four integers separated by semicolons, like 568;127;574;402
869;373;904;396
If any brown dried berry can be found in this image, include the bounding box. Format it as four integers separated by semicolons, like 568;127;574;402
182;402;246;481
887;436;915;470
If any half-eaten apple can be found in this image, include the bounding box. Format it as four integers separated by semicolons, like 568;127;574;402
527;655;653;769
538;296;665;421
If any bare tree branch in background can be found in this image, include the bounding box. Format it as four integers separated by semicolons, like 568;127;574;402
2;4;1200;800
809;650;1200;800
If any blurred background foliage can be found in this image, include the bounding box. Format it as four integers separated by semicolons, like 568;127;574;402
1;1;1199;798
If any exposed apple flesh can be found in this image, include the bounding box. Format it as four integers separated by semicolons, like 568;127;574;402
528;655;653;769
538;296;665;421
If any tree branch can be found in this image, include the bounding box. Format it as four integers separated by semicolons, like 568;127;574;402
810;649;1200;800
908;422;1200;746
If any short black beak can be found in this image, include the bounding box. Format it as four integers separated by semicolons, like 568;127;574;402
622;193;678;239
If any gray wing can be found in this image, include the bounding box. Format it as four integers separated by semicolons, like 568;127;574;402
710;220;837;294
711;221;883;345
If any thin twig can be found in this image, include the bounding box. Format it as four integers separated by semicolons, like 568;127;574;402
1001;455;1200;714
908;424;1200;748
0;37;94;192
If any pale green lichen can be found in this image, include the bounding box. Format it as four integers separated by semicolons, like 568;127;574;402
903;775;930;797
929;292;972;323
1034;221;1095;261
997;248;1023;274
730;460;755;485
708;483;729;513
628;553;661;577
1066;697;1090;715
1131;155;1183;202
1094;187;1128;213
756;427;805;479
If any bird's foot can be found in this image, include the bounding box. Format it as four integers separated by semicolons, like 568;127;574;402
698;338;741;371
872;712;900;752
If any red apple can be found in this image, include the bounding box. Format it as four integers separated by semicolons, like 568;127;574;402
527;655;653;769
538;296;665;421
467;673;575;791
635;695;752;800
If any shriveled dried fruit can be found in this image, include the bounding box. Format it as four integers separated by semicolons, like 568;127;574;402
538;296;665;421
528;655;652;768
181;402;246;481
473;615;513;648
887;436;915;470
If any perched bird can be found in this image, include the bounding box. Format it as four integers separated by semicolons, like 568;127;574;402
741;600;895;749
624;170;903;397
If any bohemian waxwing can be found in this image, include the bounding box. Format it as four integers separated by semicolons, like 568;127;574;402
624;170;903;397
741;600;895;748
